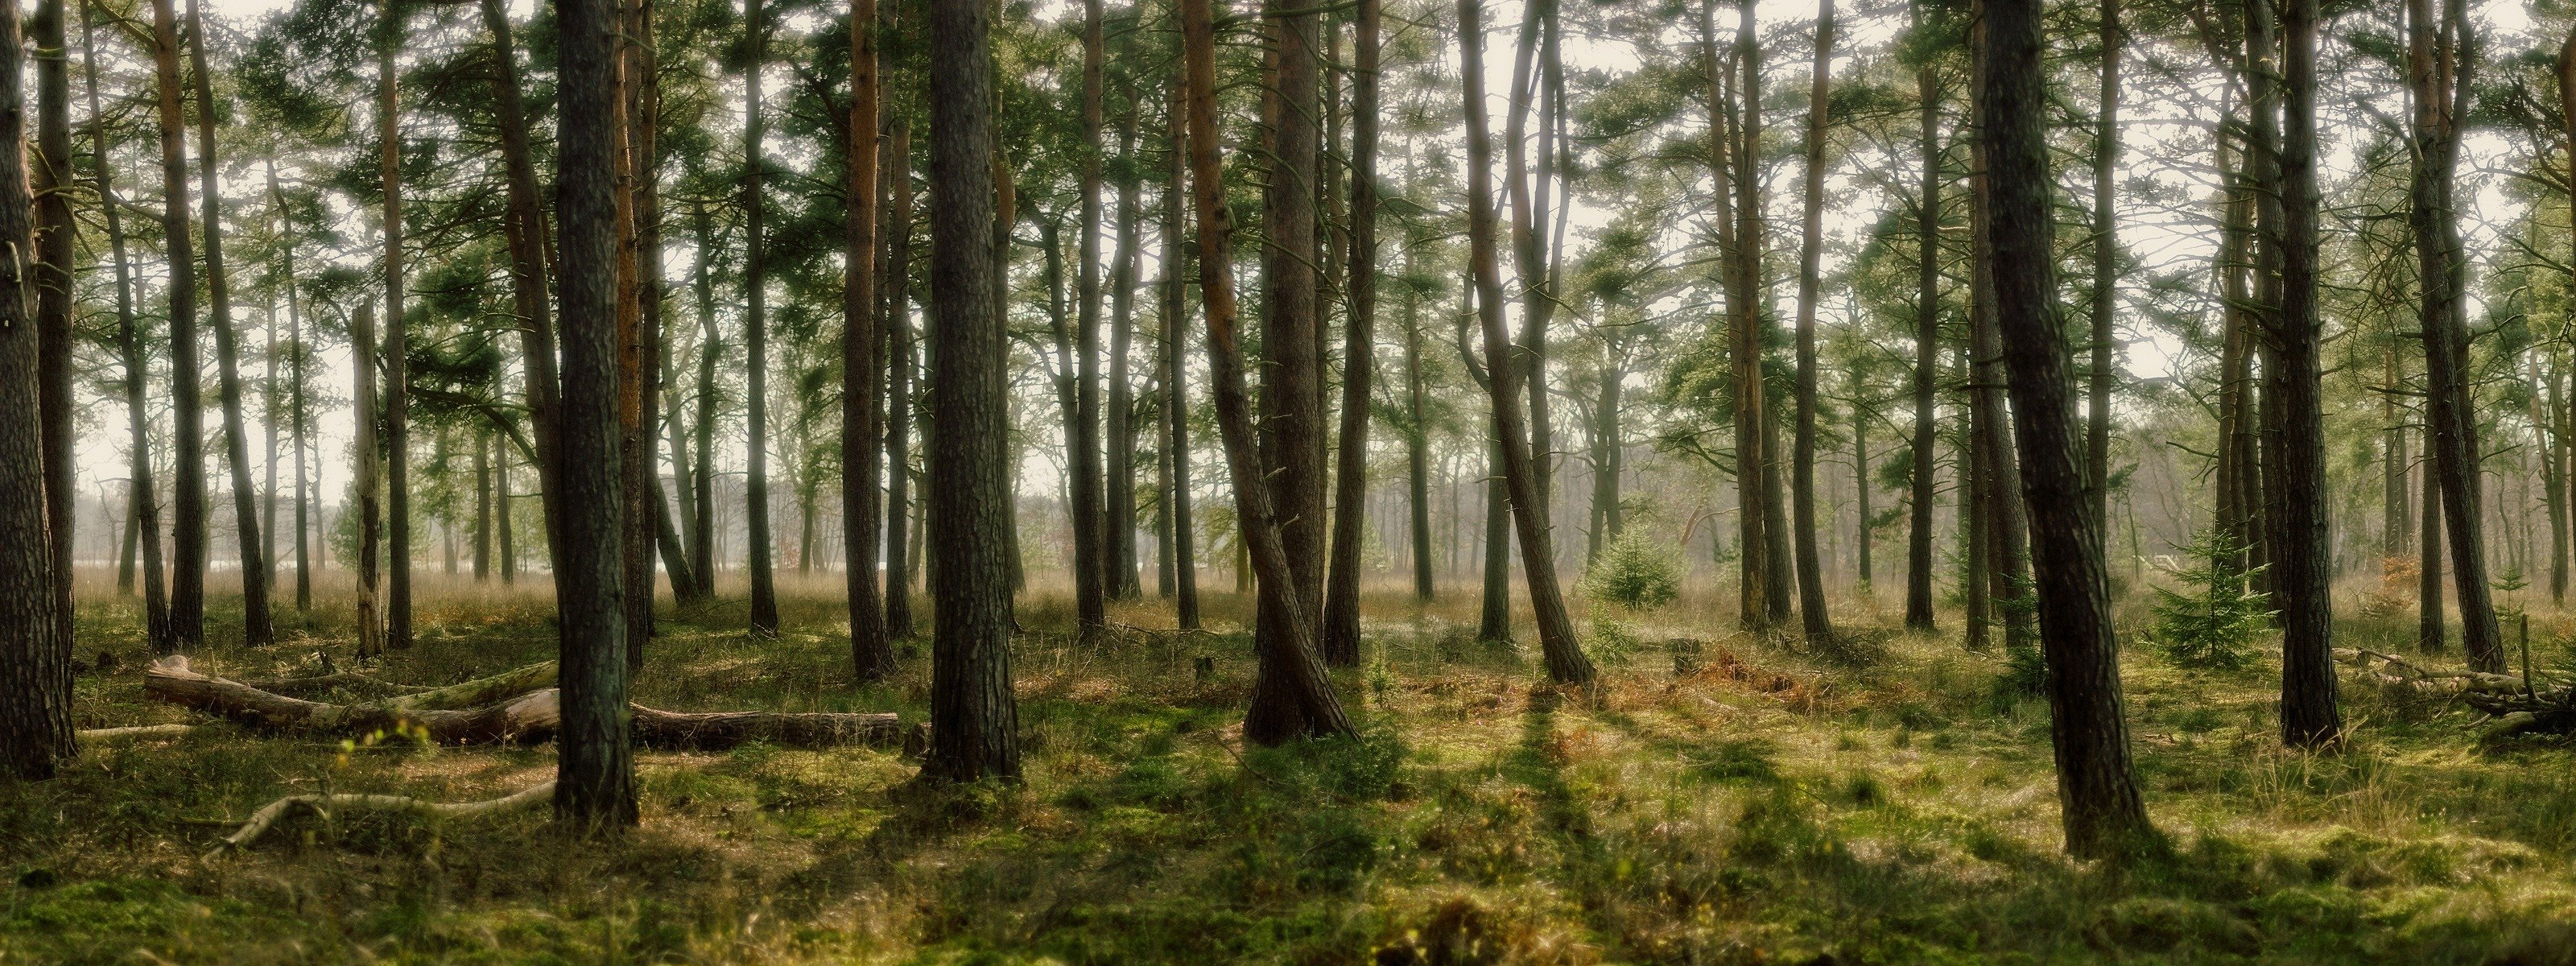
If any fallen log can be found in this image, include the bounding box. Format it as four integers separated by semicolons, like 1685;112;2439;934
238;671;423;699
2334;648;2537;696
77;724;200;742
146;657;904;749
206;780;557;858
388;662;558;712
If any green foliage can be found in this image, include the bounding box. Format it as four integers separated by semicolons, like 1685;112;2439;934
1583;528;1682;611
2147;528;2276;670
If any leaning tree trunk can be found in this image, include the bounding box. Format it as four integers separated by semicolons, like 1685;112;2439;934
0;0;68;780
1979;0;2157;861
846;0;890;678
554;0;638;830
2407;0;2504;672
2087;0;2120;534
192;0;272;648
1322;0;1382;666
149;0;204;652
88;1;167;651
2272;0;2339;746
1788;0;1838;646
480;0;565;575
1462;0;1594;687
923;0;1025;780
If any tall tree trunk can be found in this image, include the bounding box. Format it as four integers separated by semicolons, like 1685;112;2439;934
2273;0;2339;746
381;17;413;650
2547;357;2568;605
352;300;384;658
1406;246;1435;602
1591;363;1623;560
90;2;169;650
1181;0;1356;740
1067;0;1108;635
1462;0;1593;686
1789;0;1837;644
884;121;917;640
191;0;273;648
2422;458;2444;652
555;0;638;829
1323;0;1381;663
33;0;72;654
2406;0;2504;672
1905;8;1940;631
2384;345;2409;559
1480;418;1512;641
0;0;69;779
1248;0;1333;729
1979;0;2157;859
744;0;779;638
1967;8;2037;661
846;0;890;675
481;0;564;576
923;0;1024;778
1159;68;1200;630
2087;0;2120;533
149;0;204;652
290;214;308;612
689;200;718;586
475;432;492;581
1853;387;1870;588
1106;114;1143;601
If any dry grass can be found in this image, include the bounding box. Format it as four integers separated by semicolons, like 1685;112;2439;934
6;574;2576;964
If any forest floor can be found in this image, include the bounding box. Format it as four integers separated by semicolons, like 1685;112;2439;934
9;576;2576;964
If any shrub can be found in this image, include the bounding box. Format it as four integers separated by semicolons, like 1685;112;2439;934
1584;528;1682;611
2145;528;2273;670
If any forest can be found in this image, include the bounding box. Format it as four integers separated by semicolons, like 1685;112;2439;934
6;0;2576;958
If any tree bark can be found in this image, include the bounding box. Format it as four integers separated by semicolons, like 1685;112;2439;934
33;0;72;654
351;299;384;658
1789;0;1837;645
1406;246;1435;602
847;0;890;677
2273;0;2339;747
149;0;204;652
89;1;169;650
1322;0;1382;665
191;0;273;648
1159;67;1200;630
923;0;1024;779
885;121;917;640
1905;6;1939;632
1106;108;1143;602
1461;0;1593;687
0;0;67;779
381;16;413;651
2087;0;2120;534
555;0;638;828
1068;0;1108;634
2406;0;2504;672
480;0;565;576
1979;0;2157;860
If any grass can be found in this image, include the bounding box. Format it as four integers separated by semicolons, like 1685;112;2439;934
7;572;2576;964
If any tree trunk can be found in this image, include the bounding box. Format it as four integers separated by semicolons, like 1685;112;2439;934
90;1;169;650
689;200;719;587
191;0;273;648
1966;22;2037;661
150;0;204;652
1068;0;1109;635
380;19;413;651
0;0;68;779
1323;0;1382;664
1853;388;1870;588
1789;0;1837;645
744;0;779;638
1106;112;1143;602
1980;0;2157;859
33;0;72;655
923;0;1024;779
2548;357;2569;605
885;121;917;640
475;432;492;580
554;0;638;829
1182;0;1356;741
846;0;890;676
1406;247;1435;602
1248;0;1333;729
480;0;565;578
2273;0;2339;747
1480;419;1512;642
1906;7;1940;632
2422;459;2444;653
1159;69;1200;630
1462;0;1592;687
351;299;385;658
2406;0;2504;672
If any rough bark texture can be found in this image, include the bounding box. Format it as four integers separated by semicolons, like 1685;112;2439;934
381;23;412;651
1105;113;1143;603
33;0;72;656
924;0;1023;781
885;122;917;641
846;0;890;677
2087;0;2120;533
1068;0;1109;634
86;2;167;652
2273;0;2339;747
352;301;384;659
1183;0;1355;743
1905;14;1939;632
1979;0;2157;860
481;0;564;577
1789;0;1837;646
0;0;68;778
1159;69;1199;630
744;0;779;638
554;0;639;828
1323;0;1382;665
1463;0;1594;687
